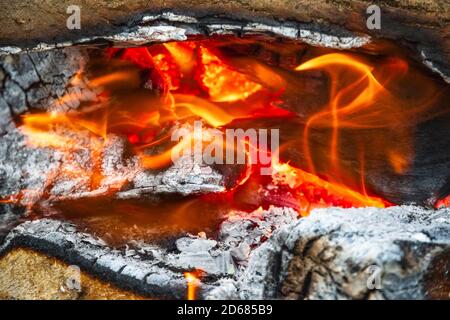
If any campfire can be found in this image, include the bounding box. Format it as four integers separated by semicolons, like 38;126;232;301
13;40;405;208
0;4;450;301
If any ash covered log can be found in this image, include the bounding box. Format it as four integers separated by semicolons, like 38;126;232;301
207;206;450;300
0;206;298;299
0;47;242;208
0;219;188;299
1;204;450;300
0;48;91;133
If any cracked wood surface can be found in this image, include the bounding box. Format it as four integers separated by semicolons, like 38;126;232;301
0;207;298;299
208;206;450;300
0;1;448;48
0;1;448;81
0;47;88;134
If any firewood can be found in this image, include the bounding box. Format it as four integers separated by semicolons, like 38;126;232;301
209;206;450;300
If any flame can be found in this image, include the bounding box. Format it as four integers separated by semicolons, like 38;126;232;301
140;132;194;170
13;39;445;213
296;53;397;171
184;270;204;300
271;162;389;215
173;94;236;127
293;52;442;192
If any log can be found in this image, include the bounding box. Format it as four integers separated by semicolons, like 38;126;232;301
0;206;298;299
0;1;448;81
0;219;188;299
2;204;450;300
0;128;226;208
207;206;450;300
0;48;89;126
0;248;143;300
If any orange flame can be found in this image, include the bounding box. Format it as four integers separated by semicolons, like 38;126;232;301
271;162;389;215
184;270;204;300
296;54;404;171
197;46;262;102
293;52;442;195
436;195;450;209
13;39;445;212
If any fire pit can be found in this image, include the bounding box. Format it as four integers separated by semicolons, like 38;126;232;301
0;1;449;300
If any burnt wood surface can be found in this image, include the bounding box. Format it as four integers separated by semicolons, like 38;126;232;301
0;43;449;205
0;48;88;135
0;207;298;299
0;1;449;81
207;206;450;300
0;1;448;51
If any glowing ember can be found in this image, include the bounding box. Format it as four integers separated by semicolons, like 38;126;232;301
8;38;444;214
184;270;204;300
270;162;389;215
197;45;262;102
436;195;450;209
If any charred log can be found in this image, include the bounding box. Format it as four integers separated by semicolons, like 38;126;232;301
1;1;449;82
0;48;89;128
0;206;298;299
208;206;450;300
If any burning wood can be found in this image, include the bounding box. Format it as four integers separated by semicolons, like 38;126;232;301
1;205;448;300
0;206;298;299
3;38;448;210
0;2;449;301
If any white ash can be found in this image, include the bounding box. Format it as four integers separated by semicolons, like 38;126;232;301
420;48;450;84
102;25;189;45
0;129;57;201
298;28;370;49
166;245;236;276
205;205;450;300
163;206;299;276
0;12;371;56
242;23;299;40
219;207;299;265
123;154;224;198
176;237;217;252
0;123;225;208
0;48;90;117
0;206;300;297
